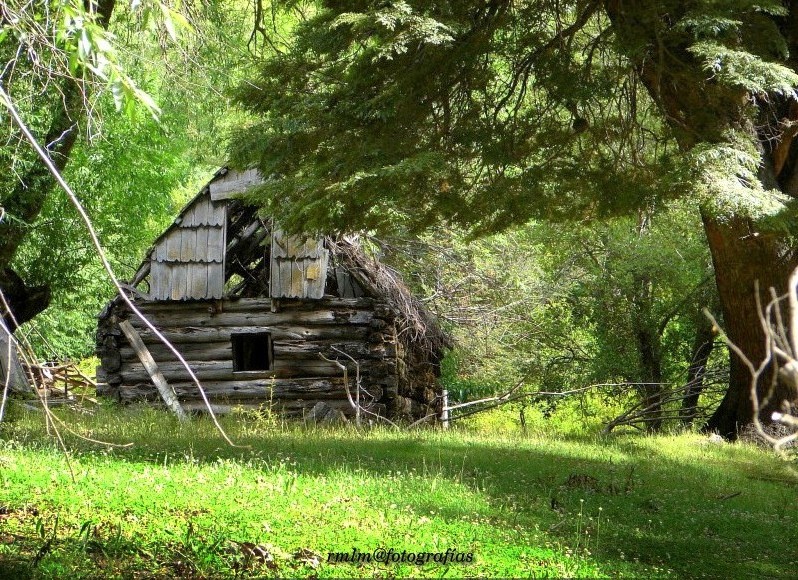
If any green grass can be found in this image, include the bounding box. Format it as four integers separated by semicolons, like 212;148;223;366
0;404;796;578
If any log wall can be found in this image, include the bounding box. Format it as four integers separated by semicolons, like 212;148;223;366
96;296;435;420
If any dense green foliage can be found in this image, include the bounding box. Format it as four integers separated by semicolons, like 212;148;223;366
2;1;260;357
1;405;796;578
13;105;193;358
231;1;675;235
229;1;798;235
387;201;724;429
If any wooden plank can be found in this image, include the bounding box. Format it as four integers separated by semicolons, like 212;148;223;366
208;168;262;201
273;339;388;358
180;228;196;261
187;263;208;299
119;377;345;401
207;227;224;263
335;268;348;297
178;400;357;413
134;325;370;344
147;263;158;300
190;197;208;226
167;265;177;301
128;305;374;328
335;268;365;298
157;266;171;301
278;260;292;297
169;265;188;301
121;342;232;363
269;255;280;298
301;260;310;299
291;260;304;298
207;262;224;299
302;238;321;258
121;339;383;364
305;251;328;299
177;400;360;416
156;239;169;261
220;205;227;292
118;320;188;421
133;297;377;314
208;199;226;227
165;230;182;261
194;227;209;262
181;200;196;227
122;358;349;383
150;261;169;300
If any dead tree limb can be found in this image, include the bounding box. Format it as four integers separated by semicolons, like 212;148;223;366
0;84;240;446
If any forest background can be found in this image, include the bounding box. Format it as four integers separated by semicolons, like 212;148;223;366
3;0;798;437
4;3;798;577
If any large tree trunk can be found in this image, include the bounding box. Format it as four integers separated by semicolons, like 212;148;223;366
701;215;798;437
0;0;116;325
605;0;798;437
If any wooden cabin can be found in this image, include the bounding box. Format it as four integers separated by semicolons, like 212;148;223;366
96;168;449;421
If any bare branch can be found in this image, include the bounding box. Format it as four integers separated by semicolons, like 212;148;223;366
0;84;241;447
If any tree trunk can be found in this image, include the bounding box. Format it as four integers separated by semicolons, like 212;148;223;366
680;308;715;426
605;0;798;437
636;325;663;432
0;0;116;323
0;316;31;397
0;268;51;330
632;272;663;432
702;214;798;437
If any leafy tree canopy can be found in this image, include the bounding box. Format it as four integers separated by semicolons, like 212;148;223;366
231;0;797;237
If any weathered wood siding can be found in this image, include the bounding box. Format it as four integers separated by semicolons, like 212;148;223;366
209;168;262;201
149;193;227;300
270;229;329;299
99;297;402;416
334;267;366;298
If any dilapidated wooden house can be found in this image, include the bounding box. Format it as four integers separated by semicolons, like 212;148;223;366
96;168;449;421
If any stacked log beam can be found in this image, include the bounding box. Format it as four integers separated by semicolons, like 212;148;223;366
96;296;433;419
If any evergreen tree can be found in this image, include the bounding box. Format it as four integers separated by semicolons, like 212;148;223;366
232;0;798;436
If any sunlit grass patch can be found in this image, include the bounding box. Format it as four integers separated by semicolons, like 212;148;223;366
0;403;796;578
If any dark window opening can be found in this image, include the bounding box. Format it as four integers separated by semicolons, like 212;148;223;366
232;332;273;371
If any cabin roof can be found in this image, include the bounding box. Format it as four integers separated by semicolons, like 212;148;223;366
120;167;452;355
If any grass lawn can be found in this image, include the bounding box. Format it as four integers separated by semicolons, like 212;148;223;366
0;404;796;578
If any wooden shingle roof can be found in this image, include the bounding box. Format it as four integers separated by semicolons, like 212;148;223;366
149;190;227;300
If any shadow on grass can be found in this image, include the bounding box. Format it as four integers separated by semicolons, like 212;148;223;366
4;405;798;578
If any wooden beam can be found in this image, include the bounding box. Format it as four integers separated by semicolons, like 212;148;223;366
127;306;374;329
133;297;377;314
118;376;346;401
118;320;188;422
120;358;353;383
120;339;392;364
131;325;370;344
209;168;263;201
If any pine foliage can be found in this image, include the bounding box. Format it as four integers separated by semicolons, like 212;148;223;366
231;1;798;236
